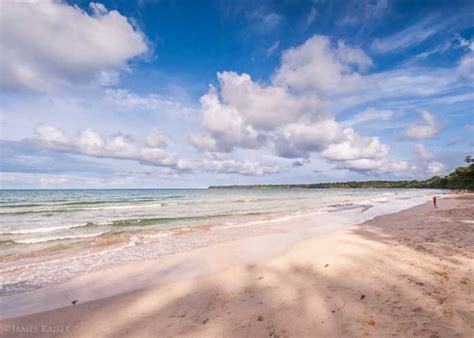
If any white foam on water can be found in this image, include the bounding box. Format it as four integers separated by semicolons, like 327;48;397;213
12;231;109;244
0;223;89;235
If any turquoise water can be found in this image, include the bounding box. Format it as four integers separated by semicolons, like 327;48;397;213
0;188;440;295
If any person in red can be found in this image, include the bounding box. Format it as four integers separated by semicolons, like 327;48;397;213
432;196;437;208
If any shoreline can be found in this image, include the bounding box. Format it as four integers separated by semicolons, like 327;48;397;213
1;190;437;303
1;194;473;337
0;192;436;319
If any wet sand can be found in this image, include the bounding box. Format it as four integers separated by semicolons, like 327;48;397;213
1;195;473;337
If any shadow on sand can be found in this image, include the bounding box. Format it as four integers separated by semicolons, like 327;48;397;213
1;197;473;337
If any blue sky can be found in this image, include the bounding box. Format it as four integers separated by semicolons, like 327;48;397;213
0;0;473;188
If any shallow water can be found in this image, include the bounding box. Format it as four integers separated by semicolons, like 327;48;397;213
0;188;441;295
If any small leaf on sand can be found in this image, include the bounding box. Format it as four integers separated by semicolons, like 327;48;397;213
368;319;377;326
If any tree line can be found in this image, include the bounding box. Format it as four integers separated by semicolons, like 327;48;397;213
209;156;474;190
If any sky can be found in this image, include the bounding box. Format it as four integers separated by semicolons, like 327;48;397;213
0;0;473;189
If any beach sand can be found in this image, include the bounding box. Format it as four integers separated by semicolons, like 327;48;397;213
1;195;473;337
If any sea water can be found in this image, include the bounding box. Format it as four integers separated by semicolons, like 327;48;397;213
0;188;441;296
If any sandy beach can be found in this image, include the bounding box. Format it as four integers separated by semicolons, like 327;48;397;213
1;194;473;337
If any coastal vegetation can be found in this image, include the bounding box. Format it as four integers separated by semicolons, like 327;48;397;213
210;156;474;190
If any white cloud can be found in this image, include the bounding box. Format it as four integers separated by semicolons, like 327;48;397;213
32;125;190;171
403;111;440;139
321;129;389;161
341;108;393;127
306;7;317;26
371;16;447;53
35;124;69;145
39;176;69;187
367;0;389;17
254;12;283;31
408;143;447;177
276;120;344;158
427;161;446;176
342;0;389;25
428;92;474;105
104;89;187;110
0;1;148;91
413;143;434;160
457;35;474;51
457;36;474;79
273;35;371;93
189;133;219;152
145;129;167;148
218;72;325;129
319;128;405;174
193;83;266;152
0;172;70;188
191;35;408;175
340;158;409;174
267;40;280;57
202;158;279;176
31;125;278;177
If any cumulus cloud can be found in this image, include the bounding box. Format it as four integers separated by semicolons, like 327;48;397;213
0;1;148;91
217;72;325;129
32;125;191;171
273;35;371;93
192;35;408;175
202;157;279;176
276;120;345;158
321;129;388;161
192;84;266;152
30;125;278;176
409;143;446;177
35;125;69;144
426;161;446;176
413;144;434;160
318;128;406;174
340;158;409;174
403;111;440;139
145;128;168;148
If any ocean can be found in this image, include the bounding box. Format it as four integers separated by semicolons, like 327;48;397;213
0;188;440;296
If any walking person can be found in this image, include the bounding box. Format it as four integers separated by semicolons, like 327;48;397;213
432;196;437;208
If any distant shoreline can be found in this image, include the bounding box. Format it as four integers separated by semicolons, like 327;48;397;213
209;182;451;189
